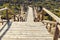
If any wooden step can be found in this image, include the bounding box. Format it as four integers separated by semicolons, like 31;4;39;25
0;22;53;40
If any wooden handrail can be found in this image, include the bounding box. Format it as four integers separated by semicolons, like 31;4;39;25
43;8;59;40
42;20;57;24
0;7;19;22
0;21;7;23
43;8;60;24
8;9;18;18
8;9;19;21
0;7;8;11
0;7;18;18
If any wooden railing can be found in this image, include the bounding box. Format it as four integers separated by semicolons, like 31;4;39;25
7;9;19;21
0;7;60;40
43;8;60;23
0;7;8;25
42;8;60;40
0;7;19;25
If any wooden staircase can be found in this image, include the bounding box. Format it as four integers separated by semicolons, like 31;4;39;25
0;6;55;40
0;22;53;40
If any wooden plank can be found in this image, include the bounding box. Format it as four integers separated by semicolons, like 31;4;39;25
42;20;57;24
0;7;8;11
0;21;7;23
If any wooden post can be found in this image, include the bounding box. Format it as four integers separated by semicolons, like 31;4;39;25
2;19;3;25
18;9;21;21
42;13;43;21
46;23;48;29
14;15;15;21
49;23;52;32
6;9;9;22
41;10;44;21
17;17;19;22
53;23;59;40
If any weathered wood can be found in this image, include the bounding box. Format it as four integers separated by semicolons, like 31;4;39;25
6;9;9;22
53;23;59;40
42;8;60;40
17;17;19;22
14;15;16;21
8;9;18;21
42;20;57;24
43;8;60;24
42;20;59;40
49;23;52;32
41;10;44;21
0;21;7;23
1;22;53;40
0;7;8;11
46;23;48;29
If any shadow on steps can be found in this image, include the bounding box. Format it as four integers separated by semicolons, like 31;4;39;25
0;21;12;40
